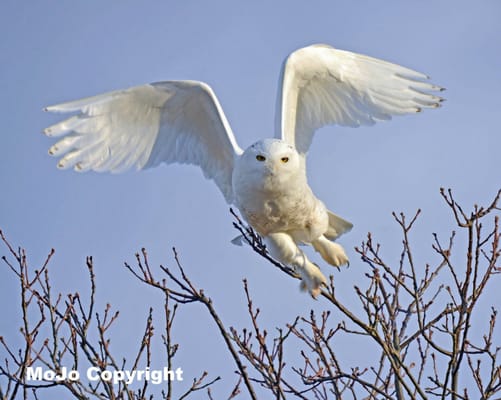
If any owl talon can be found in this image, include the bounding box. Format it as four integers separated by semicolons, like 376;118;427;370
312;236;349;267
298;261;327;298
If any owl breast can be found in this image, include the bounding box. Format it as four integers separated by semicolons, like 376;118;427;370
232;166;328;243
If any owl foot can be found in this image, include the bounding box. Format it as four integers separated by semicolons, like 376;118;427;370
263;232;327;298
297;261;327;299
312;236;349;267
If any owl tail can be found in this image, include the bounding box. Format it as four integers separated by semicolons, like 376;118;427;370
324;210;353;240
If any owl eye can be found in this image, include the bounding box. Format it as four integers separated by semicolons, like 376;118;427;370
281;157;289;163
256;155;266;162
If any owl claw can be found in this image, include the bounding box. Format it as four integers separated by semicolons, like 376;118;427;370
298;261;327;298
312;236;349;267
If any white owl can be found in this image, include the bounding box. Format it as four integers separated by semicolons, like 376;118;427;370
44;44;443;297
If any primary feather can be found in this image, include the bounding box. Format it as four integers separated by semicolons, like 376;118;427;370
275;44;444;154
45;81;242;203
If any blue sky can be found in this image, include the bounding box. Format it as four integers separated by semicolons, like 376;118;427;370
1;0;500;397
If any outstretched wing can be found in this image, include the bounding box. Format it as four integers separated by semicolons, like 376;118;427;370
275;44;444;154
44;81;242;203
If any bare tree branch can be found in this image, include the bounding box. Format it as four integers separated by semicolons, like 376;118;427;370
1;188;500;399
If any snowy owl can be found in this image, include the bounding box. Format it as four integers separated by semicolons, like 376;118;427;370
43;44;443;297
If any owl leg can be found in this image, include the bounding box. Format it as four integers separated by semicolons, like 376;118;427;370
264;232;326;298
312;235;349;267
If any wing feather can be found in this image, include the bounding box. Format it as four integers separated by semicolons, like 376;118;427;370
276;44;444;154
44;81;242;203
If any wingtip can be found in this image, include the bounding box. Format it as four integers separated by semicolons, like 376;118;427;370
426;83;445;93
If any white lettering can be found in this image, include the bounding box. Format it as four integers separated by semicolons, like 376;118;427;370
25;367;80;382
113;370;124;384
67;369;80;381
26;367;42;381
164;368;173;381
150;369;162;384
85;366;183;384
101;370;112;381
125;370;136;384
44;370;56;380
87;366;100;381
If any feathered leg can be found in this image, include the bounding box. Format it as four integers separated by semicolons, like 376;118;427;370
264;232;326;298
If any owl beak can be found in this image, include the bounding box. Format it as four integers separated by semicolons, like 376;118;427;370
265;163;277;176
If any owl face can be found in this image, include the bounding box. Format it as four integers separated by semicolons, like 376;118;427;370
242;139;301;178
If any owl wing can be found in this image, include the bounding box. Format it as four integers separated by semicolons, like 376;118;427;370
275;44;444;154
44;81;243;203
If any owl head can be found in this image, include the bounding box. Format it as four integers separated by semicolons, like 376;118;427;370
231;139;305;200
239;139;304;178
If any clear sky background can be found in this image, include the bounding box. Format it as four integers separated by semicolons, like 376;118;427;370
1;1;500;398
